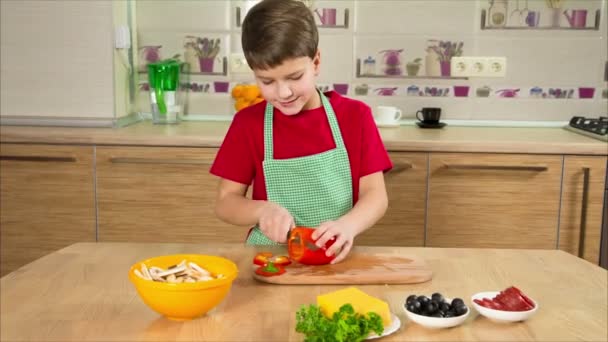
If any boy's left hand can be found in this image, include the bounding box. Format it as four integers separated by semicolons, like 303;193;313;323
311;220;356;264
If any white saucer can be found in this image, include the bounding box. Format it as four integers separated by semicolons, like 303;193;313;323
366;313;401;339
375;121;401;128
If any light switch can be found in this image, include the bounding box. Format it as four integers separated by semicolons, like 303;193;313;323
114;25;131;49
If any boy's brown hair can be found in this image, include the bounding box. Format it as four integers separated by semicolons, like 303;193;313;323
241;0;318;70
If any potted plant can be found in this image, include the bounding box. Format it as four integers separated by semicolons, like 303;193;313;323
406;58;422;76
184;36;221;73
426;40;463;77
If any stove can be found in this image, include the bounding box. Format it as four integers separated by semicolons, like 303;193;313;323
564;116;608;142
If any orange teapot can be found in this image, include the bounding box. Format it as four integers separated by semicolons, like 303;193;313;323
287;227;336;265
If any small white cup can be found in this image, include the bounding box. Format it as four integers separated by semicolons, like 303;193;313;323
375;106;402;125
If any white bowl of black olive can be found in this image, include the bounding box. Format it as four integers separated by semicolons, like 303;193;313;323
403;293;469;329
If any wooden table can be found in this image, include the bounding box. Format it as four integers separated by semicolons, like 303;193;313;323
1;243;606;341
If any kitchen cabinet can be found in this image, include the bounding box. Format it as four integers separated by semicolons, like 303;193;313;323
96;146;247;243
0;144;96;276
357;152;427;246
426;153;562;249
558;156;607;264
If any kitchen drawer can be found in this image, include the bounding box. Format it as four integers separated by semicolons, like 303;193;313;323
0;144;96;276
357;152;427;246
95;146;246;243
427;153;562;249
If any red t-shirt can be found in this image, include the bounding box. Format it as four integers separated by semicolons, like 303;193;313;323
210;91;392;204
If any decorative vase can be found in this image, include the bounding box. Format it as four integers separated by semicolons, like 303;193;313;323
440;61;451;77
425;50;441;77
184;48;200;73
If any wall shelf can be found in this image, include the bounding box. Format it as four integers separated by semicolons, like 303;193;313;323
481;9;601;30
236;7;349;29
138;57;228;76
355;59;469;80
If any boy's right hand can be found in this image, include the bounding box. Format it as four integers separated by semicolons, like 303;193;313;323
258;202;294;243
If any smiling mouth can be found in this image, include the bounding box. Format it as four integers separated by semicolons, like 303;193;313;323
279;97;298;106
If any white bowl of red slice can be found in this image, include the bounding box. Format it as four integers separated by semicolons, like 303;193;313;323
471;286;538;322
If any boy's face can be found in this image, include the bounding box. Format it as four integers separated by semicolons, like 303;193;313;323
253;51;321;116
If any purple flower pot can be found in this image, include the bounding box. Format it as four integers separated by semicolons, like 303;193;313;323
578;87;595;99
333;83;349;95
453;86;470;97
440;61;451;77
199;58;215;73
214;81;229;93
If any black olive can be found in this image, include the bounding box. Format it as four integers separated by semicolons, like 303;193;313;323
420;302;430;315
440;302;450;313
444;310;456;318
407;303;420;314
451;298;465;307
418;295;430;304
454;304;468;316
431;312;443;318
426;301;438;314
431;292;444;303
411;300;421;311
406;294;417;305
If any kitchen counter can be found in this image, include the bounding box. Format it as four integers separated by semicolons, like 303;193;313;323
1;242;606;341
1;121;606;155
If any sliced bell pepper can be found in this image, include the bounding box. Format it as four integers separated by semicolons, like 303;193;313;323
253;252;292;267
269;255;292;266
254;261;286;277
253;252;273;266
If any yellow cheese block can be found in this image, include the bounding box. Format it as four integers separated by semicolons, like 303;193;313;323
317;287;392;326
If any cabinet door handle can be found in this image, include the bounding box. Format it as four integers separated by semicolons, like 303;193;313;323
443;164;548;172
109;157;212;166
0;155;77;163
389;162;413;175
578;167;590;258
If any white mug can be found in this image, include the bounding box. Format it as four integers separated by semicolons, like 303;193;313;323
375;106;402;124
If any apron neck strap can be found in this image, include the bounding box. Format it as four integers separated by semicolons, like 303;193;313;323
264;91;345;161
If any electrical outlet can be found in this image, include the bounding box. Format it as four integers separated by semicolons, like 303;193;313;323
450;57;471;77
486;57;507;77
450;56;506;77
230;53;251;74
470;58;487;77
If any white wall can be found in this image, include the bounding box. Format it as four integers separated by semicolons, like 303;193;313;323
0;0;115;124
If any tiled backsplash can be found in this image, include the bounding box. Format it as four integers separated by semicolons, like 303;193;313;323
133;0;608;122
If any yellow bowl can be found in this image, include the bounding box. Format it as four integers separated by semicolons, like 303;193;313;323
128;254;238;321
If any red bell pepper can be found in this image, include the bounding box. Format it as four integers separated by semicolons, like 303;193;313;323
254;261;286;277
287;227;336;265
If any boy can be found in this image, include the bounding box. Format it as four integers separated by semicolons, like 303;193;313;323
210;0;392;264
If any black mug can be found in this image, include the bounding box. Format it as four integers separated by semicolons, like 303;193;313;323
416;107;441;124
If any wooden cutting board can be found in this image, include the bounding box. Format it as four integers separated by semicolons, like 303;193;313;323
252;252;432;285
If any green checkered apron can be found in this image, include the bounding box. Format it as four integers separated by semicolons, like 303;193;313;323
246;92;353;245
